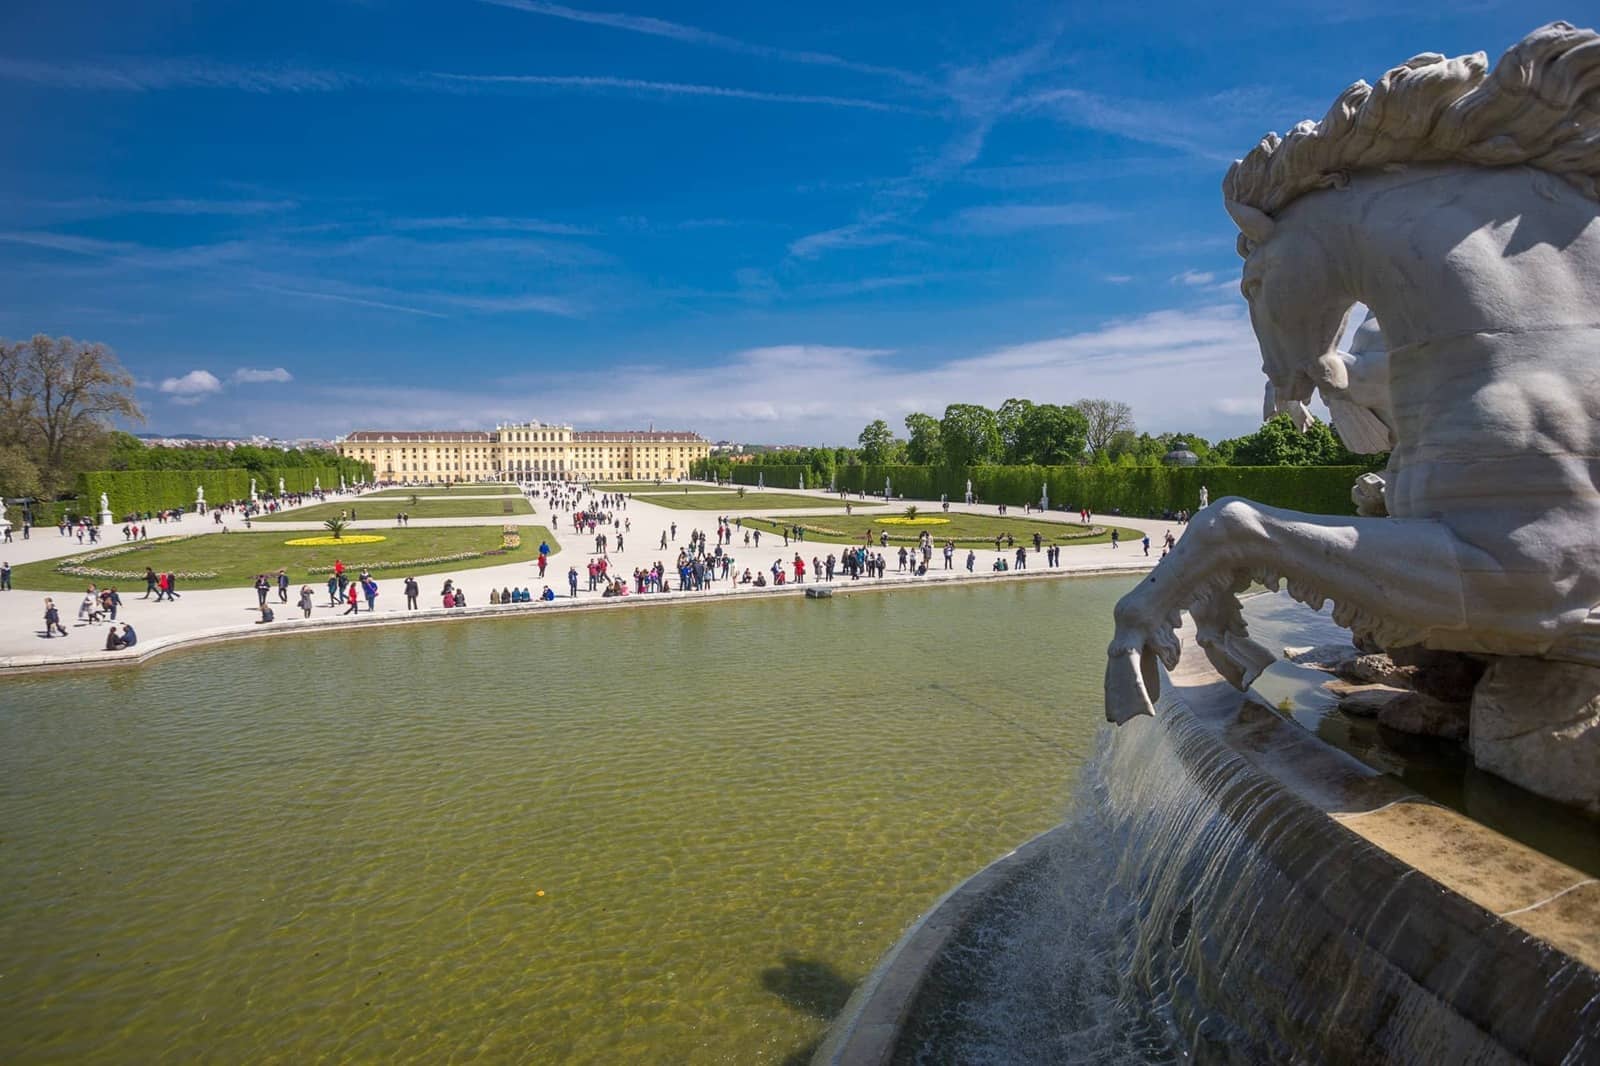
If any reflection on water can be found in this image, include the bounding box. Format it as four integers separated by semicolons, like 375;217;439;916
0;577;1130;1065
1242;592;1600;877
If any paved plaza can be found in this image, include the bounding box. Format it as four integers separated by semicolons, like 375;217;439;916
0;483;1181;670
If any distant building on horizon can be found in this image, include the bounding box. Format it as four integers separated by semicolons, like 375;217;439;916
337;420;711;482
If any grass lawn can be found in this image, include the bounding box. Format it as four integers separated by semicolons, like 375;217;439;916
259;497;534;522
362;485;518;498
594;481;714;491
637;492;880;511
10;525;561;592
736;513;1147;549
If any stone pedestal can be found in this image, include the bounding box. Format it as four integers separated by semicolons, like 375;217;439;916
1471;658;1600;817
99;506;112;527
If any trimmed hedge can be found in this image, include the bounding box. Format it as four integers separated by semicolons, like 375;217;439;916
728;462;1366;516
72;465;363;519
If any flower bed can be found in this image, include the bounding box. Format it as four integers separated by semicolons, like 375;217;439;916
52;534;220;581
878;516;950;525
285;534;388;546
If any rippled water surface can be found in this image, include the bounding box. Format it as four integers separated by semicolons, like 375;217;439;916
0;577;1127;1064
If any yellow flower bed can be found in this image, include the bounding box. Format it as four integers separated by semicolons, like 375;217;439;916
878;516;951;526
285;534;389;546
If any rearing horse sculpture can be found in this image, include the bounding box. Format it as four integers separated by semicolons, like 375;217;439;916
1106;21;1600;724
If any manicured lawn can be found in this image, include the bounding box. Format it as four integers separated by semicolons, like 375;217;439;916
735;513;1148;548
362;485;518;498
259;497;534;522
10;525;561;592
637;492;880;511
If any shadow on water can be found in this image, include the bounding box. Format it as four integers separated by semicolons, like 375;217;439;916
761;952;857;1066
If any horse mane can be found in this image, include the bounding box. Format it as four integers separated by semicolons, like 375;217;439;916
1223;21;1600;232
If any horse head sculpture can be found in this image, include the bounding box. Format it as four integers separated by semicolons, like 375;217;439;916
1105;21;1600;725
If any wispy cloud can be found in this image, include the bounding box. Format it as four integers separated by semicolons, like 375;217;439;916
1015;88;1233;160
787;221;907;259
474;0;930;89
432;72;923;113
253;284;448;318
0;230;255;269
23;196;297;218
232;367;293;383
0;57;357;93
438;293;583;316
948;203;1120;234
1171;269;1216;286
392;215;595;236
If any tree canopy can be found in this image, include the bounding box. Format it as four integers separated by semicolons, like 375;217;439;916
0;334;143;498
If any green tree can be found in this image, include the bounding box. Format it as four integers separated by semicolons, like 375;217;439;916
995;398;1035;463
0;443;43;501
1223;414;1355;466
904;412;942;465
857;419;899;464
1019;403;1089;465
940;404;1001;468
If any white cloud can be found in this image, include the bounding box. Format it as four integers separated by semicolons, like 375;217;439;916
1171;269;1216;286
232;367;293;384
173;301;1271;444
950;203;1120;234
159;369;222;405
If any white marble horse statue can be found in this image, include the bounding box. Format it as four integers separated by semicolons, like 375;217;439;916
1107;21;1600;723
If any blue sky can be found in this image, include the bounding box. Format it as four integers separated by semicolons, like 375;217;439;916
0;1;1575;443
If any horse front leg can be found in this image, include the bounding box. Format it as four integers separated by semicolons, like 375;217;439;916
1104;498;1466;724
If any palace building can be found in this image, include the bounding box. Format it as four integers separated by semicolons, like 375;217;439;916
338;421;711;483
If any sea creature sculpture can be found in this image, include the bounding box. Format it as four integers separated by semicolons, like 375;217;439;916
1106;21;1600;722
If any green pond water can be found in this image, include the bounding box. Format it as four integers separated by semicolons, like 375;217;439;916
0;577;1129;1064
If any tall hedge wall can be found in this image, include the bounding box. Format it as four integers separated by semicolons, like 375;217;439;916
727;462;1365;516
71;465;359;519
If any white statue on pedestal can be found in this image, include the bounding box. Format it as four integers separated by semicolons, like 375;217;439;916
1198;485;1209;510
314;476;321;493
98;492;112;526
1103;21;1600;812
965;478;973;505
249;478;258;502
196;485;206;513
278;476;286;497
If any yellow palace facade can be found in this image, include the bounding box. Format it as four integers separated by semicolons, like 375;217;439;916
338;421;710;483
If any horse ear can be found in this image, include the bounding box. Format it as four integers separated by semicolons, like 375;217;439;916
1225;200;1276;246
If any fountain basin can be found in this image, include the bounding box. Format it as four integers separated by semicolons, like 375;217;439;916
819;619;1600;1064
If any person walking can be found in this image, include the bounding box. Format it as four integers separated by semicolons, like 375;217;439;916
966;549;976;572
299;585;315;618
43;597;67;637
255;574;270;609
143;566;157;599
568;565;579;598
1110;529;1120;550
1142;534;1151;557
0;559;9;591
165;572;180;599
106;587;121;620
363;576;378;613
344;581;360;615
327;574;340;606
404;576;419;610
277;568;290;602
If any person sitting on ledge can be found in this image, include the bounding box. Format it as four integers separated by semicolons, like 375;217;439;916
119;623;136;648
257;604;275;624
105;627;124;651
489;589;500;604
502;586;513;603
753;572;767;587
541;585;555;601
